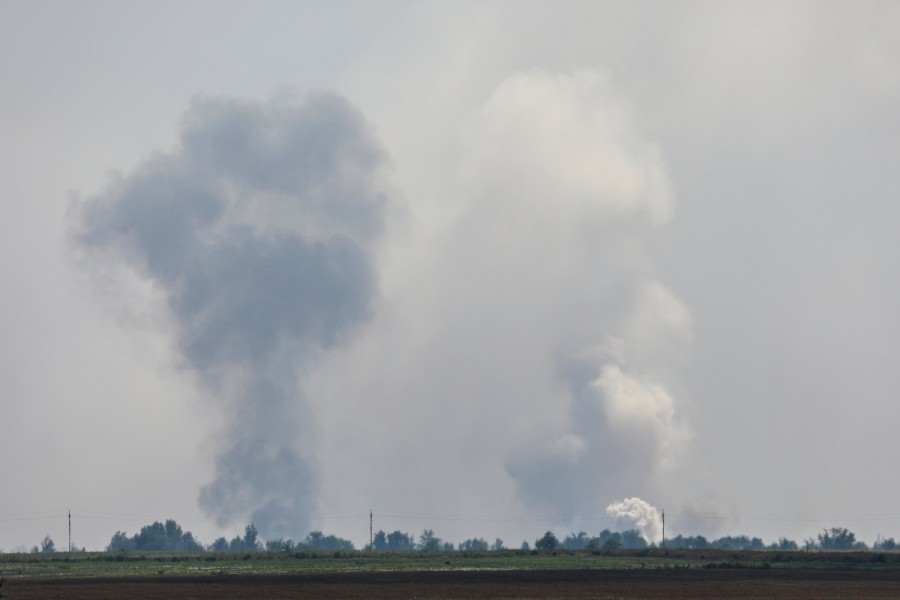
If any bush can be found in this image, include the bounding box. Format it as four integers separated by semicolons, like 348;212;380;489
535;531;559;551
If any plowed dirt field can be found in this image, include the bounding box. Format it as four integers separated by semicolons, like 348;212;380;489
9;568;900;599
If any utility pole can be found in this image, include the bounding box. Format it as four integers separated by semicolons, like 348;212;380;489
68;510;72;554
661;508;665;549
369;510;373;550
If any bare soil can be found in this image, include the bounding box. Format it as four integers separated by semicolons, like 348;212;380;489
8;568;900;599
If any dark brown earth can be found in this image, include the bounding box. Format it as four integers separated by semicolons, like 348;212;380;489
8;568;900;599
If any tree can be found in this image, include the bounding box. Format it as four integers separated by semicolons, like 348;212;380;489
875;536;897;550
107;531;135;552
458;537;489;551
40;536;56;553
769;537;798;551
300;531;354;551
373;530;415;551
418;529;442;551
120;519;204;552
818;527;856;550
265;539;282;552
492;538;504;551
596;529;623;550
242;524;260;551
371;530;388;551
600;533;621;550
620;529;648;549
135;522;167;550
266;538;295;551
711;535;764;551
666;534;708;549
535;531;559;551
165;519;182;541
180;531;204;552
210;537;229;552
387;530;415;551
304;530;324;547
227;523;261;552
561;531;589;550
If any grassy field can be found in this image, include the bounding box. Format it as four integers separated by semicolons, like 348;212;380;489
0;549;684;579
3;547;900;579
5;550;900;599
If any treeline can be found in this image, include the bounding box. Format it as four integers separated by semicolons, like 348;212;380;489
99;524;655;554
107;520;206;552
662;528;898;552
26;520;900;554
538;529;650;551
104;521;355;553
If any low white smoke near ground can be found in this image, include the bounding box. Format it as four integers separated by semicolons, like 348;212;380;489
606;498;663;544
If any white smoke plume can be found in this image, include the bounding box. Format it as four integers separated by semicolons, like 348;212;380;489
606;497;663;544
475;69;691;516
311;68;694;542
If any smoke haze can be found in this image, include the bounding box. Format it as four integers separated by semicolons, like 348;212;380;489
307;68;691;541
75;70;689;542
7;2;899;552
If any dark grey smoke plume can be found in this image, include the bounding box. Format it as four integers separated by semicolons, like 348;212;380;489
75;92;388;539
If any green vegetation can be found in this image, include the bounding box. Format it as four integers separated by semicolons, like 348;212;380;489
108;519;205;552
3;547;900;582
13;516;900;581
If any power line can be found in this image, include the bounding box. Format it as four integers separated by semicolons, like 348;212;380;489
5;508;900;533
663;512;900;523
0;513;68;523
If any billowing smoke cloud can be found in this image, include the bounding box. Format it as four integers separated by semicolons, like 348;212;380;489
606;497;663;544
468;69;692;517
74;92;390;539
309;68;694;543
72;68;693;545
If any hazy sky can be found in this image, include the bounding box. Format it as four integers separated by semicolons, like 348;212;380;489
3;1;900;551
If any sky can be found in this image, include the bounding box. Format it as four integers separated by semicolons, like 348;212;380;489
2;1;900;552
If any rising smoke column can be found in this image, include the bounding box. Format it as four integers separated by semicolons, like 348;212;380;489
307;69;695;544
457;69;692;521
74;92;390;539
